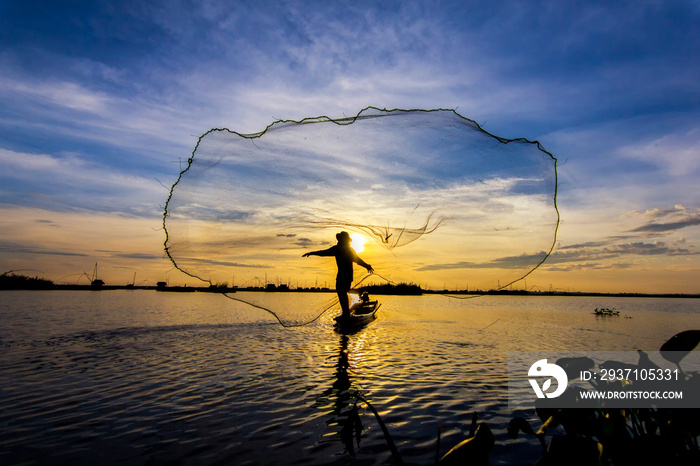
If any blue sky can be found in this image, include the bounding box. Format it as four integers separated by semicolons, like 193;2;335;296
1;0;698;292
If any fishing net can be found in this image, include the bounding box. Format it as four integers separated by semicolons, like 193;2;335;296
163;107;559;325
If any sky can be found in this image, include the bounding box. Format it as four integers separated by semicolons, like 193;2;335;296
0;0;698;293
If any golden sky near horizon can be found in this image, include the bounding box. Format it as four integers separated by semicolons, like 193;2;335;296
0;202;700;293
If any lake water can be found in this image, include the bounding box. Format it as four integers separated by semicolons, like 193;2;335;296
1;290;698;465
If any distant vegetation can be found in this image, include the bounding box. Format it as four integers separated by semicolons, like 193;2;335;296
0;273;55;290
359;282;423;295
593;307;620;317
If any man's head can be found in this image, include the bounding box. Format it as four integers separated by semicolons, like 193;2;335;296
336;231;351;244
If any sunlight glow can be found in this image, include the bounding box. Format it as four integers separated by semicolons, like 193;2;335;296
349;232;367;253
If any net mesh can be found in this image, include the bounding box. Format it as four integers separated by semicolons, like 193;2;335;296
163;107;559;325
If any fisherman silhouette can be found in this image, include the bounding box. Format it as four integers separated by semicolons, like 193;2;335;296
303;231;374;319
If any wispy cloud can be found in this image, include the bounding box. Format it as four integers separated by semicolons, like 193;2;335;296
630;217;700;233
0;148;166;215
0;240;89;257
417;251;549;272
175;257;269;269
545;205;699;272
625;206;700;234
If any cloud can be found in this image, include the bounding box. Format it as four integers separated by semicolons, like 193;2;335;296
112;253;163;260
630;217;700;233
543;239;697;272
0;148;166;215
275;233;313;247
3;79;110;113
0;240;89;257
417;251;549;271
292;237;314;247
35;219;59;226
626;206;700;234
616;129;700;177
414;235;697;273
0;71;201;175
176;256;268;269
531;204;700;274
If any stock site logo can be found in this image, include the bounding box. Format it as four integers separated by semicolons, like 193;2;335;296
528;359;568;398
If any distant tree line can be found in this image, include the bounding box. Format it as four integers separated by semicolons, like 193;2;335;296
359;282;423;295
0;273;55;290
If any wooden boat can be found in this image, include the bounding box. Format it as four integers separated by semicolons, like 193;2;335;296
334;299;380;330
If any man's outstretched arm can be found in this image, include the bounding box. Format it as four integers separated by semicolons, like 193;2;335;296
354;255;374;273
303;246;335;257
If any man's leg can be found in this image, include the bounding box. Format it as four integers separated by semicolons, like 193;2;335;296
337;291;350;318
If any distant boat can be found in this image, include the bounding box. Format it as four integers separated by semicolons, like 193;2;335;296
90;263;104;289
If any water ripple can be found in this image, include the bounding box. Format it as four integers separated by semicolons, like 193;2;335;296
1;292;698;464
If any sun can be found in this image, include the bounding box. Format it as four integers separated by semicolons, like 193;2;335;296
349;233;367;253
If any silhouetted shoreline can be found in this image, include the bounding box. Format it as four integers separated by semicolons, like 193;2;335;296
1;274;698;299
